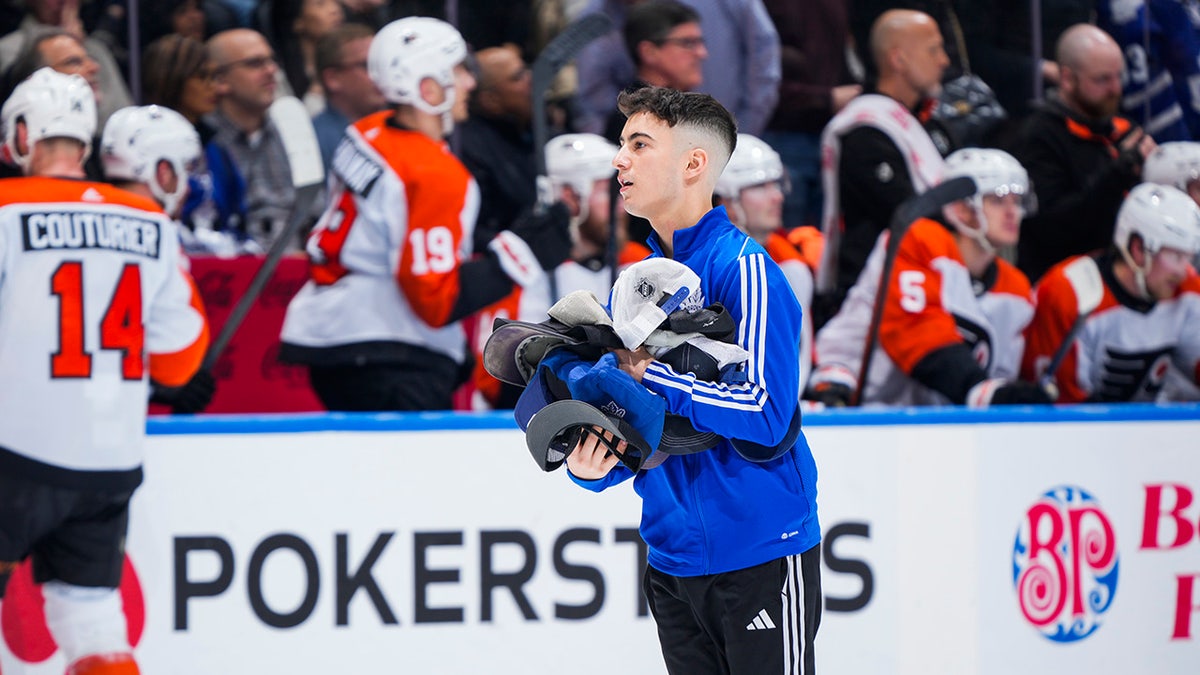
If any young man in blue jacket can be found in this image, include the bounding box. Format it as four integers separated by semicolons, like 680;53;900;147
566;85;822;674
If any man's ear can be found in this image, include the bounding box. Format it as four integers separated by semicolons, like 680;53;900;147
15;118;29;157
635;40;658;68
682;146;709;184
560;185;583;217
1128;233;1147;266
156;159;178;195
419;76;444;106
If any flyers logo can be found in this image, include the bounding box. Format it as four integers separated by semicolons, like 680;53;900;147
954;315;993;371
1096;345;1172;401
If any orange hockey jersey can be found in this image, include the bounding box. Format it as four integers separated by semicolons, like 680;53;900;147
281;111;481;364
1022;254;1200;402
815;218;1034;406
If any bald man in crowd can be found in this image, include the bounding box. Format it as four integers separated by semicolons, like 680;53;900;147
815;9;951;326
1009;23;1157;282
208;28;309;250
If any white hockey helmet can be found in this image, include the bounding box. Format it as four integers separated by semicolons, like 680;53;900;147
101;105;202;217
1114;182;1200;296
1;67;96;173
368;17;467;117
1142;141;1200;194
547;133;617;202
714;134;786;200
942;147;1032;247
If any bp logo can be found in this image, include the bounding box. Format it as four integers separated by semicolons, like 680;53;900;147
1012;486;1119;642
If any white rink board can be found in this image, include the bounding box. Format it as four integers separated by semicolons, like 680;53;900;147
1;405;1198;674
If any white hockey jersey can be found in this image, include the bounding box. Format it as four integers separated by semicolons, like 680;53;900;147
0;177;208;485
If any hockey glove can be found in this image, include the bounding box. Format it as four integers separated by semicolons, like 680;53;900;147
805;363;856;407
150;368;217;414
966;378;1053;408
490;203;572;286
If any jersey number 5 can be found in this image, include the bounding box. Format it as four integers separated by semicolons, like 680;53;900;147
51;261;144;380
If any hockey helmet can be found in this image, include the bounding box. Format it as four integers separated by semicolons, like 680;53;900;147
1;67;96;173
101;105;202;217
1114;183;1200;295
368;17;467;116
714;133;787;200
1143;141;1200;194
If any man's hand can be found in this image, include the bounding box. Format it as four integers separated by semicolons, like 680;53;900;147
565;427;622;479
509;202;572;271
150;369;217;414
1118;128;1157;174
612;347;653;382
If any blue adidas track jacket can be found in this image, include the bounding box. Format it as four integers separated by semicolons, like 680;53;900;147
570;206;820;576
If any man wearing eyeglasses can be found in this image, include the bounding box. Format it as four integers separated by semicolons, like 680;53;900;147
600;0;709;248
0;0;133;129
312;23;384;173
207;28;311;251
575;0;780;137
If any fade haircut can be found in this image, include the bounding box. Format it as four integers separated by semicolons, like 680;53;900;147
623;0;701;67
617;85;737;170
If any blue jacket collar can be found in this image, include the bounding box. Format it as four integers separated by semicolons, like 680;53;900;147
646;206;731;259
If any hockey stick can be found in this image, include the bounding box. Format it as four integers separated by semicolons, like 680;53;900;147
532;12;613;209
851;176;977;406
530;13;613;302
201;96;325;370
1036;256;1105;398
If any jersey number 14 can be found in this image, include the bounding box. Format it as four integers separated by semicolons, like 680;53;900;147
50;261;144;380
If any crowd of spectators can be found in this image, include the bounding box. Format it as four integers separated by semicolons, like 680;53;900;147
3;0;1200;412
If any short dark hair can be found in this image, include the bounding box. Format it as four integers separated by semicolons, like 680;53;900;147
617;86;737;160
141;34;210;110
3;29;76;98
623;0;701;67
315;23;376;83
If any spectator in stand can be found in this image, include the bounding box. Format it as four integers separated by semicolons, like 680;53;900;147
714;133;816;391
469;132;643;409
0;0;132;128
1009;23;1157;283
262;0;345;115
311;22;384;172
2;29;107;179
1096;0;1200;142
207;28;306;250
961;0;1090;122
600;1;707;249
573;0;780;136
816;9;950;328
0;68;208;675
1022;183;1200;402
810;148;1049;408
761;0;861;229
142;33;250;249
458;45;539;254
601;0;706;143
279;17;570;411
